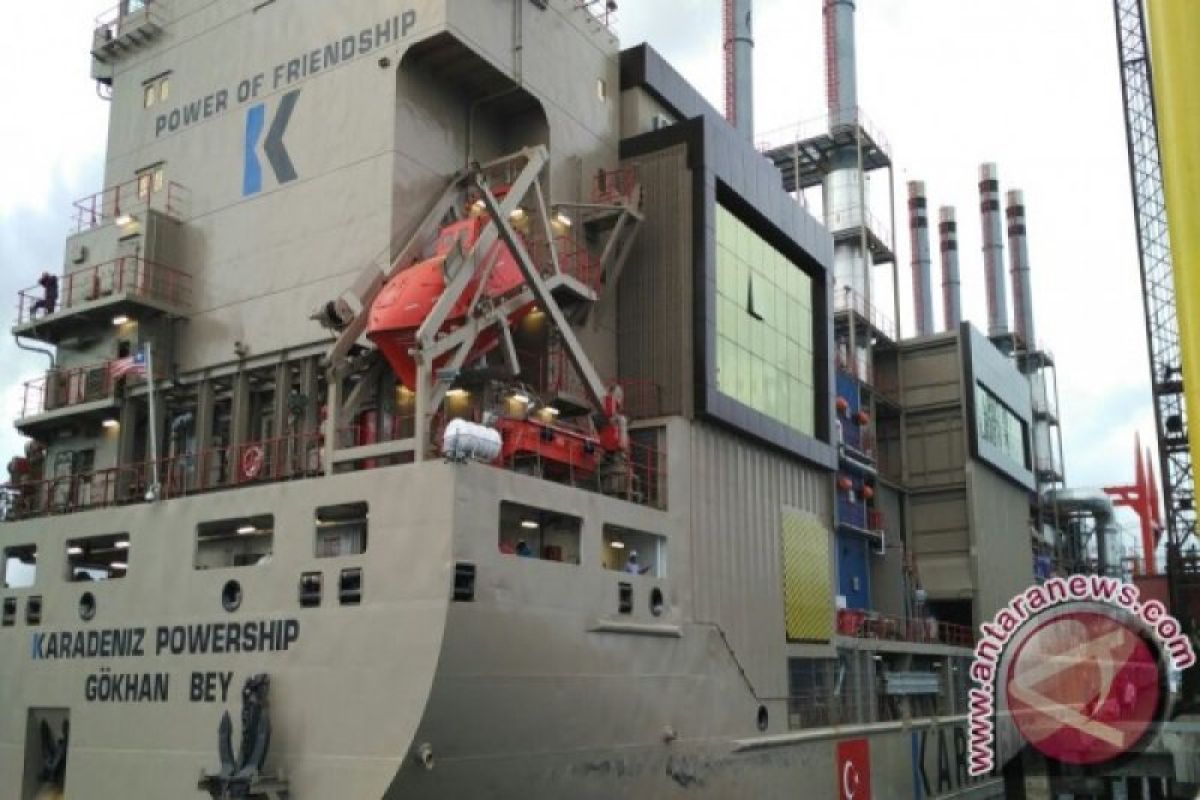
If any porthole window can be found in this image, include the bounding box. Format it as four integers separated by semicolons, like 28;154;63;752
79;592;97;622
650;587;665;617
221;580;242;613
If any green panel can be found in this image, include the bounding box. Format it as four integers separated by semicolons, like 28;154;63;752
714;204;816;436
781;508;833;642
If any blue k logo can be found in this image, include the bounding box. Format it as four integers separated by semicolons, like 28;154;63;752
244;90;300;196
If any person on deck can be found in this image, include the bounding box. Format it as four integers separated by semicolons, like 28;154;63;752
625;550;650;575
516;539;535;558
30;273;59;318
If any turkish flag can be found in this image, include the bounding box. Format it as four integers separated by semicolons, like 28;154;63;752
837;738;871;800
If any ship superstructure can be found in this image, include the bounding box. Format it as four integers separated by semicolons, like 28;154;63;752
0;1;1100;798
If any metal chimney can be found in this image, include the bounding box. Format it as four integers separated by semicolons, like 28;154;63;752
824;0;858;128
939;207;962;330
1006;189;1036;351
907;181;934;337
822;0;867;302
979;163;1010;338
723;0;755;140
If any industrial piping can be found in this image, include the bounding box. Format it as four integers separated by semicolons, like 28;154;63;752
939;207;962;330
1007;190;1036;351
908;181;934;337
1043;488;1123;576
979;163;1010;338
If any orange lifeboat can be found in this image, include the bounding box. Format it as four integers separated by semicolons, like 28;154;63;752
367;215;535;389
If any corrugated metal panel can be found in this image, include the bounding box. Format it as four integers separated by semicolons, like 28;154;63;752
782;508;833;641
618;145;692;418
688;422;832;698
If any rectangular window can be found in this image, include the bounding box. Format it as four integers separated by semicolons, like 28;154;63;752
2;545;36;589
714;205;816;436
65;534;129;582
315;502;368;558
143;73;169;109
195;515;274;570
136;164;165;200
498;501;581;565
602;524;666;577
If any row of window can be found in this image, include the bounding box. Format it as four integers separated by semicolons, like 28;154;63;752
143;74;170;108
497;501;666;577
3;499;666;588
1;502;368;589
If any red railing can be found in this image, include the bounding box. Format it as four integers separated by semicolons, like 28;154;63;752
592;167;638;205
16;257;191;324
836;608;975;648
494;423;666;510
95;0;158;42
554;234;602;291
3;433;324;519
72;177;187;233
2;409;666;519
20;363;117;418
19;355;169;418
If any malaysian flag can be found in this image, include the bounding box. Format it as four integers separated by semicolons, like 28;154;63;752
110;348;148;379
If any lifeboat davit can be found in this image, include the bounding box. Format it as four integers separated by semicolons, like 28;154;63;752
367;215;535;389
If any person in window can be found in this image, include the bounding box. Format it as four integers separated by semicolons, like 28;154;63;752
30;273;59;318
624;550;650;575
516;539;534;558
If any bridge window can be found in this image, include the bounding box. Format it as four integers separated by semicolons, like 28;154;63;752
195;515;274;570
315;502;368;558
602;525;665;577
2;545;36;589
65;533;129;581
498;501;581;565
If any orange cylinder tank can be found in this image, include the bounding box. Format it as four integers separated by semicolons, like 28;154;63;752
367;216;535;389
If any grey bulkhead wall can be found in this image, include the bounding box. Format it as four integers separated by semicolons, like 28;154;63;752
98;0;620;373
898;333;973;602
965;460;1035;627
395;1;624;375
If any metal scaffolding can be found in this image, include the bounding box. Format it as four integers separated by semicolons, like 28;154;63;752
1113;0;1196;562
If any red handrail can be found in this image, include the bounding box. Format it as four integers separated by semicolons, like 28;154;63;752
71;178;187;233
836;607;975;648
20;362;117;418
17;257;191;324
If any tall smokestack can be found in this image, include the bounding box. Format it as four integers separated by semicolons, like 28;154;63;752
1006;190;1036;351
822;0;867;302
723;0;755;140
979;163;1010;338
908;181;934;337
824;0;858;129
939;207;962;330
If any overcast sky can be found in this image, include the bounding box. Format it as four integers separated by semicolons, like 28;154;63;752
1;1;1152;551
